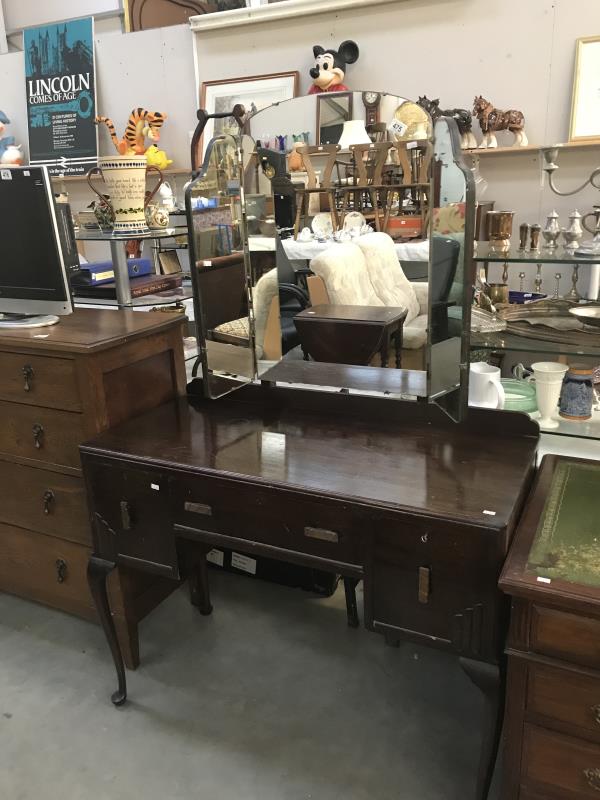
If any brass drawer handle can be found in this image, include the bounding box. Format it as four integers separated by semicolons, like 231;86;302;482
304;526;338;544
418;566;431;604
43;489;55;515
184;501;212;516
592;705;600;725
584;768;600;791
32;423;44;448
23;364;34;392
56;559;67;584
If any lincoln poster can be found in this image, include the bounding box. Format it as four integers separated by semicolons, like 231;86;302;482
25;17;97;175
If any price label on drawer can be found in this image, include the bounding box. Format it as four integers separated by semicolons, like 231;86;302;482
206;549;224;567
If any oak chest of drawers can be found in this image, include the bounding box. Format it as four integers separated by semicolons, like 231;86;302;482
500;455;600;800
0;308;186;668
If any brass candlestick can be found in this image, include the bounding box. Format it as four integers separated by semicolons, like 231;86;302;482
535;263;543;293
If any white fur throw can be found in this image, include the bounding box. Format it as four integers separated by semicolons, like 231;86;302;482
355;232;420;323
253;267;278;358
310;243;384;307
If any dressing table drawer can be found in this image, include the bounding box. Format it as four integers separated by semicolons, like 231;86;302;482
171;474;364;570
0;401;84;469
0;460;89;545
85;460;179;578
0;351;80;411
531;607;600;670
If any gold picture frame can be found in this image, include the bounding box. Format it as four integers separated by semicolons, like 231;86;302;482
569;35;600;143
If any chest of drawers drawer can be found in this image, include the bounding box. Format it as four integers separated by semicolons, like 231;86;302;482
0;351;80;411
0;460;89;545
0;401;84;470
523;723;600;799
170;473;365;571
532;607;600;671
0;521;93;618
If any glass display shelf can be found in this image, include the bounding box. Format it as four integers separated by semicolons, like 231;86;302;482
74;285;193;307
74;226;187;241
471;330;600;358
474;244;600;264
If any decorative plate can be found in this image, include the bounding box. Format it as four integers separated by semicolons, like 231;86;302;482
343;211;366;231
393;102;431;141
311;212;334;238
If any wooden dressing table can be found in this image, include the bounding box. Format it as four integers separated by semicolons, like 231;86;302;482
81;385;538;800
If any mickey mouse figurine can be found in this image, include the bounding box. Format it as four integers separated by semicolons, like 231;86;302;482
308;40;359;94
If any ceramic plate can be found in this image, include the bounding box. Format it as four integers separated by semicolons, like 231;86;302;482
343;211;366;231
311;212;334;238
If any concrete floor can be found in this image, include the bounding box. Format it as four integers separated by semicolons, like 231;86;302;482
0;571;500;800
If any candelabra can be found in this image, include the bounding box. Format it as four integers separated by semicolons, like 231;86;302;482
541;146;600;256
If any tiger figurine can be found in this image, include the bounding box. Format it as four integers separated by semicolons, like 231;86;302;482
95;109;168;156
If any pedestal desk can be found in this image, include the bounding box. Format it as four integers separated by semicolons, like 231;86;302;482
0;308;186;667
80;385;539;800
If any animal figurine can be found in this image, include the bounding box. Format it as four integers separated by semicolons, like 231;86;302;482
145;144;173;170
308;40;359;94
95;109;168;156
288;142;304;172
417;96;477;149
0;111;16;160
473;96;528;148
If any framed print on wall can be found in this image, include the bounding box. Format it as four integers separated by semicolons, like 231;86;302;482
199;71;299;155
569;35;600;142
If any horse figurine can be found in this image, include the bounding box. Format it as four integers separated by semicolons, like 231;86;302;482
473;96;528;148
417;96;477;149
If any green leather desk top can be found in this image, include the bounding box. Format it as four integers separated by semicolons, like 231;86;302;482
528;461;600;588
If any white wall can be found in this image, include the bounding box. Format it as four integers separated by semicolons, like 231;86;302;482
192;0;600;295
3;0;119;31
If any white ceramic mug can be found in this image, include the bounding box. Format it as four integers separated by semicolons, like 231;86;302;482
529;362;569;429
468;362;505;409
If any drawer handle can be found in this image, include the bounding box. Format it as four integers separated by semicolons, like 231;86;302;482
120;500;133;530
43;489;55;515
23;364;34;392
56;559;67;584
592;705;600;725
584;768;600;792
418;566;431;604
32;423;44;449
184;501;212;516
304;526;338;544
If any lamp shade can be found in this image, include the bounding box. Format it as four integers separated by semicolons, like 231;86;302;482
338;119;371;149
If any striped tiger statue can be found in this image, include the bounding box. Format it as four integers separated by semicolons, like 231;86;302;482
95;109;168;156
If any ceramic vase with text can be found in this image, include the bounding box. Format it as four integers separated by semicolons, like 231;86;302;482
468;362;505;408
559;366;595;421
87;156;163;235
530;362;569;429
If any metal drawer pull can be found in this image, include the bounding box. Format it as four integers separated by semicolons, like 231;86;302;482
304;526;338;543
592;705;600;725
184;501;212;516
32;423;44;448
56;559;67;584
418;566;431;604
584;768;600;791
43;490;55;515
23;364;34;392
120;500;133;530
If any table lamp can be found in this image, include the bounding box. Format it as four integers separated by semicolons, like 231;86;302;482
338;120;371;149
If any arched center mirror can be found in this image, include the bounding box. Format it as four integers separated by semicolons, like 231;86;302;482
187;91;475;422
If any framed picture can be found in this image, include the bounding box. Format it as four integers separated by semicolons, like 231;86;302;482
569;36;600;142
199;72;299;154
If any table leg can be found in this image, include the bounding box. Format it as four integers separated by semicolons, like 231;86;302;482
87;556;127;706
394;326;404;369
380;338;389;368
459;657;504;800
189;552;213;616
108;240;132;308
343;577;359;628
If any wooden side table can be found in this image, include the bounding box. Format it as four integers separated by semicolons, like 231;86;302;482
293;304;407;367
500;455;600;800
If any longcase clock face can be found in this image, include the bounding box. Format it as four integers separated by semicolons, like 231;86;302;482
362;92;381;126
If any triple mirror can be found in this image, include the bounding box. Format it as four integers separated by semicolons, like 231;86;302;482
186;91;474;420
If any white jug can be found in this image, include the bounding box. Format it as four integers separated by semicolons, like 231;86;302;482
157;180;176;211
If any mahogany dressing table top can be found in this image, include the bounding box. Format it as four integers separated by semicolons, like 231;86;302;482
81;385;538;529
